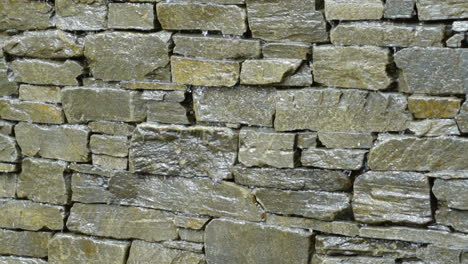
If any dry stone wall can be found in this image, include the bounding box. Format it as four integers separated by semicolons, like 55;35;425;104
0;0;468;263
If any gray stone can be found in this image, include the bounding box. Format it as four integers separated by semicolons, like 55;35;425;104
48;234;129;264
369;136;468;171
0;199;65;231
147;102;191;125
171;56;240;87
447;33;465;48
19;85;62;103
92;154;128;170
353;171;432;225
67;203;177;242
10;59;83;86
254;188;351;220
0;256;47;264
0;174;16;198
173;34;261;59
0;135;19;163
157;3;247;35
141;90;186;102
313;46;393;90
90;135;128;157
85;31;172;81
408;95;461;118
325;0;384;20
0;164;17;173
456;101;468;133
71;173;116;204
89;121;135;136
130;123;238;180
0;120;14;136
0;229;51;258
0;59;17;97
275;88;410;132
416;0;468;20
179;229;204;243
331;22;444;47
312;255;395;264
426;171;468;180
277;62;314;87
233;166;352;192
0;99;64;124
205;219;312;264
417;244;465;264
436;207;468;233
56;0;107;30
395;48;468;95
297;132;318;149
301;148;367;170
62;87;146;123
0;0;54;30
453;21;468;32
121;81;187;91
127;240;205;264
68;163;118;178
263;43;311;59
246;0;328;42
239;128;296;168
384;0;416;18
408;119;460;137
318;132;375;149
163;241;204;253
174;216;210;230
240;59;302;85
18;158;69;205
109;173;264;221
3;30;83;58
433;179;468;210
15;123;90;162
108;3;155;30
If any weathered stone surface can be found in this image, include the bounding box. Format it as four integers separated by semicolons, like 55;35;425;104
325;0;384;20
263;43;311;59
176;0;244;3
69;163;119;178
312;255;395;264
174;34;261;59
205;219;312;264
0;99;64;124
71;173;116;204
174;215;210;230
147;102;190;125
395;48;468;95
0;174;16;198
85;32;172;81
433;179;468;210
108;3;154;30
62;87;146;123
0;135;19;163
331;22;444;47
254;188;351;220
48;234;129;264
18;158;69;205
10;59;83;86
121;81;187;91
318;132;375;149
239;128;296;168
19;85;61;103
384;0;416;18
0;120;13;136
275;89;410;132
130;123;238;180
233;166;351;192
278;63;314;87
353;171;432;225
93;154;128;170
297;132;318;149
240;59;302;85
109;173;264;221
179;229;204;243
4;30;83;58
0;256;47;264
417;0;468;20
193;86;275;127
456;101;468;133
127;241;205;264
163;241;203;253
56;0;107;30
0;0;53;30
171;56;240;87
89;121;135;136
142;90;186;102
369;136;468;171
446;33;465;48
301;148;367;170
417;244;465;264
0;199;64;231
0;229;51;258
409;119;460;137
408;96;461;118
0;59;17;97
246;0;328;42
90;135;128;157
453;21;468;32
157;3;247;35
15;123;90;162
67;203;177;242
313;46;393;90
436;207;468;233
426;171;468;180
0;163;17;173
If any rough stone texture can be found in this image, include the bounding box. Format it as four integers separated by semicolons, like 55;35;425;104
254;188;351;220
325;0;384;20
90;135;128;157
240;59;302;85
127;241;206;264
163;241;204;253
436;207;468;233
174;216;210;230
395;48;468;95
297;132;318;149
0;229;51;258
0;163;17;173
109;173;264;221
331;22;444;47
130;123;238;180
108;3;155;30
15;123;90;162
426;171;468;180
408;119;460;137
0;199;65;231
0;135;19;163
171;56;240;87
446;33;465;48
56;0;107;30
147;102;191;125
89;121;135;136
263;43;311;59
456;101;468;133
193;86;275;127
205;219;312;264
453;21;468;32
353;171;432;225
384;0;416;18
179;229;204;243
48;234;129;264
0;99;64;124
157;3;247;35
238;128;296;168
312;255;396;264
408;96;461;118
318;132;375;149
369;136;468;171
433;179;468;210
416;0;468;20
0;0;54;30
18;158;69;205
417;244;466;264
174;34;261;59
71;173;116;204
67;203;177;242
121;81;187;91
93;154;128;170
275;88;411;132
19;85;62;103
246;0;328;42
10;59;83;86
301;148;367;170
0;174;16;198
0;256;47;264
313;46;393;90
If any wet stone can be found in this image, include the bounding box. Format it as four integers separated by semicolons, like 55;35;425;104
436;207;468;233
318;131;375;149
433;179;468;210
263;43;311;60
416;0;468;20
92;154;128;170
147;102;191;125
240;59;302;85
0;174;16;198
325;0;384;20
10;59;83;86
0;99;64;124
71;173;116;204
456;102;468;133
108;3;155;30
19;85;62;103
127;240;206;264
56;0;107;30
88;121;135;136
408;95;461;118
301;148;367;170
0;0;54;31
0;135;19;163
0;229;51;258
90;135;128;157
408;119;460;137
384;0;416;18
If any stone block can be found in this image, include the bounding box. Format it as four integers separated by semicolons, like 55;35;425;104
0;99;64;124
0;229;51;258
240;59;302;85
10;59;83;86
0;135;19;163
56;0;107;30
318;131;375;149
301;148;367;170
417;0;468;20
408;95;461;118
108;3;155;30
127;240;205;264
19;85;62;103
433;179;468;210
0;0;54;30
325;0;384;20
90;135;128;157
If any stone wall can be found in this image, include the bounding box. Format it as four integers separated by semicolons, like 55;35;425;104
0;0;467;263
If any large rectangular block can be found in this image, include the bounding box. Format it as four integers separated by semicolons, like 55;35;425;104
108;3;155;30
433;179;468;210
325;0;384;20
240;59;302;85
10;59;83;86
0;229;51;258
301;148;367;170
71;173;116;204
0;0;54;30
0;99;64;124
408;95;461;118
90;135;129;157
417;0;468;20
19;85;62;103
56;0;107;30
